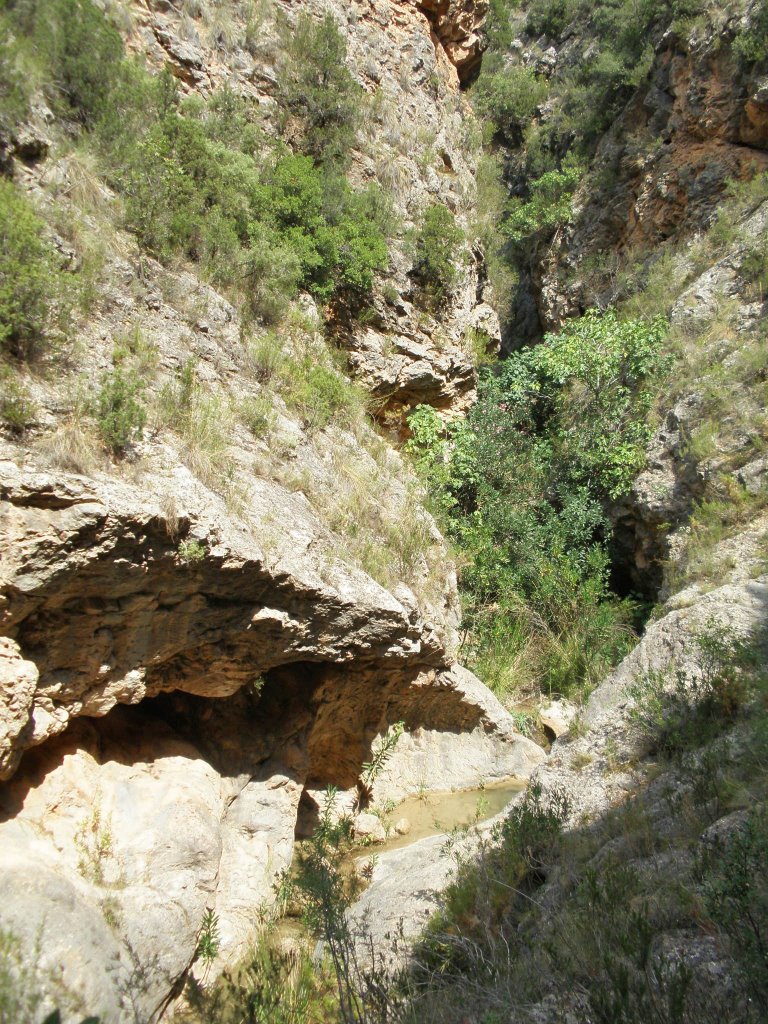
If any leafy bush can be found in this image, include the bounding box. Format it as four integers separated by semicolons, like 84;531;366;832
276;13;362;165
410;204;465;308
408;308;667;698
114;111;387;316
0;181;69;361
95;369;146;454
282;358;365;432
8;0;122;125
525;0;580;37
182;929;334;1024
504;160;583;244
473;65;548;139
733;0;768;63
0;371;36;433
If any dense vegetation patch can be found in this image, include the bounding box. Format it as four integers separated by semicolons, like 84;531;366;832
0;0;390;328
408;308;668;700
0;180;71;361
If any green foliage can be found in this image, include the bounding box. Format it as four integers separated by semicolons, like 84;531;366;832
0;369;36;433
473;65;548;139
0;180;69;361
525;0;580;37
282;357;365;432
734;0;768;63
277;13;362;166
0;1;387;328
483;0;521;52
561;863;694;1024
360;722;405;787
504;159;583;244
408;308;667;698
183;930;335;1024
112;109;387;315
95;369;146;454
240;393;276;437
419;782;569;972
410;204;465;308
195;909;220;966
6;0;122;125
524;308;669;497
178;538;206;564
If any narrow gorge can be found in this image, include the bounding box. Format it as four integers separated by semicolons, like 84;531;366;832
0;1;767;1022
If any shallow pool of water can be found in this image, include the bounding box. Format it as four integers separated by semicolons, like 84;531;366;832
361;776;526;857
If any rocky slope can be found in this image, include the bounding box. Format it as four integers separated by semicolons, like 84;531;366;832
0;1;550;1020
2;0;768;1020
118;0;497;421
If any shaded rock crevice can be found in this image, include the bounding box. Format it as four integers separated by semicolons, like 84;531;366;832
0;653;542;1023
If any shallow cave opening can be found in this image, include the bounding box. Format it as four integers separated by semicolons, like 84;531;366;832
608;516;665;608
295;790;320;839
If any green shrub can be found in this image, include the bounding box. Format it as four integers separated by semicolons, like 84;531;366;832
240;393;275;437
0;181;69;361
181;929;333;1024
276;13;362;165
408;308;667;698
9;0;122;125
410;204;465;308
0;1;386;329
0;13;33;126
282;358;364;432
473;65;548;138
0;371;36;434
178;538;206;564
504;159;583;244
734;0;768;63
525;0;580;37
95;369;146;454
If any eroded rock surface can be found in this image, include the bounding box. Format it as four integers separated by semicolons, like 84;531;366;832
119;0;497;420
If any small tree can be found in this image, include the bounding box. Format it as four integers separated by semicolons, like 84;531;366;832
277;13;362;166
95;369;146;455
0;181;67;361
410;204;465;308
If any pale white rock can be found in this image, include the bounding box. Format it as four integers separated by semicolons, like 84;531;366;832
353;812;388;844
539;698;578;740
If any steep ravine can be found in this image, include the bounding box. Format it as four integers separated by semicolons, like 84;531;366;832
2;0;768;1020
0;1;550;1019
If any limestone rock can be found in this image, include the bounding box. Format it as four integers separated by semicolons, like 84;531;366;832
353;812;387;843
538;698;577;741
533;555;768;827
371;664;546;802
0;637;38;779
415;0;489;83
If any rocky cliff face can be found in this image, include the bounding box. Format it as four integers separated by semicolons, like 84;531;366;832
496;1;768;340
119;0;497;422
0;1;549;1019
